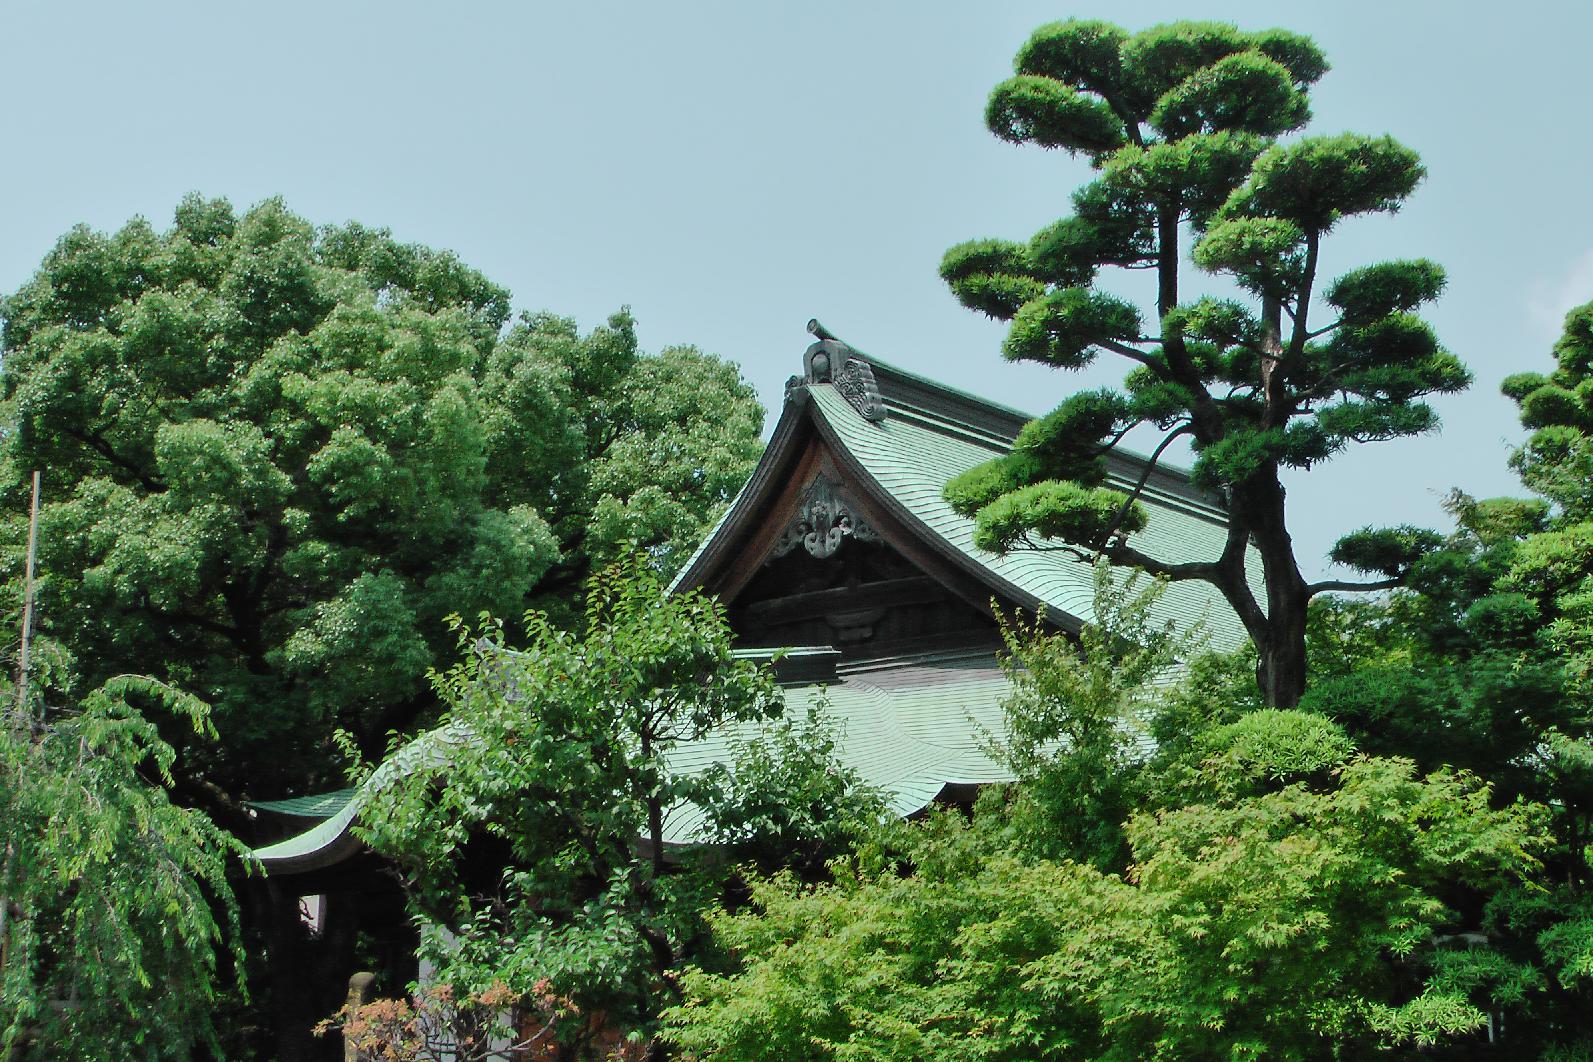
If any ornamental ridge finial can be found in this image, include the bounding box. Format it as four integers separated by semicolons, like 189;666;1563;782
784;318;886;422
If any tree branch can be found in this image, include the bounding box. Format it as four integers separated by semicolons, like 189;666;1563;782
64;428;163;492
1087;419;1148;459
1285;228;1322;364
1306;576;1403;598
1094;422;1193;554
1100;538;1223;582
132;602;240;642
1100;339;1171;373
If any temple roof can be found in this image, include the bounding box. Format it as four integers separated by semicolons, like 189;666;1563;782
673;323;1260;649
251;322;1259;874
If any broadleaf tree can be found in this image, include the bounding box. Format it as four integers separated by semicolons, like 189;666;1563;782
0;195;764;1056
353;560;796;1056
0;197;764;803
939;20;1468;705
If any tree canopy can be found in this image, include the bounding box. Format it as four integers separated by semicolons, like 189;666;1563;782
667;576;1543;1060
0;195;764;807
939;19;1466;706
0;195;765;1058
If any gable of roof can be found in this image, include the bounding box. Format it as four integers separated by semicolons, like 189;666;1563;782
674;324;1261;651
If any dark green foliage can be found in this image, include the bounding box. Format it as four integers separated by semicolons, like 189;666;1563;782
939;239;1047;318
0;196;765;1055
940;19;1463;706
1290;333;1593;1048
1148;51;1307;138
968;479;1143;554
1221;133;1424;229
1297;601;1589;1054
1331;524;1447;577
1001;287;1141;367
1013;390;1131;480
986;76;1125;153
1505;299;1593;517
1326;259;1447;323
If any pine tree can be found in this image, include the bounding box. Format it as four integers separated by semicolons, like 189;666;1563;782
941;20;1467;705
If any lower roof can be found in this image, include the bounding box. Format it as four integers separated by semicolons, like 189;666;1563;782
250;648;1014;873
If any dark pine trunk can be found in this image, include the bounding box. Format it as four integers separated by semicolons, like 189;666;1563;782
1230;469;1310;709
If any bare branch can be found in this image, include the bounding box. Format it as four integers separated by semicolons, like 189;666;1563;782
1306;576;1403;598
1101;538;1223;582
1285;229;1322;363
1087;419;1148;458
64;428;163;492
1094;423;1193;554
1100;339;1170;372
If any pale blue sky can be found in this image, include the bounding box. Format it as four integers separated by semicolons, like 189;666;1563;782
2;1;1586;579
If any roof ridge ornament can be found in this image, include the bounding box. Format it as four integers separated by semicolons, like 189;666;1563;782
785;318;887;422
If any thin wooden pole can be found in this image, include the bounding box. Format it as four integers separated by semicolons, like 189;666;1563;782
15;471;40;721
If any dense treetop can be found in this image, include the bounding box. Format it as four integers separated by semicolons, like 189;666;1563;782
0;196;763;805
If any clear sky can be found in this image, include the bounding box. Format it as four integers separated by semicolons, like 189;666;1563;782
2;1;1586;579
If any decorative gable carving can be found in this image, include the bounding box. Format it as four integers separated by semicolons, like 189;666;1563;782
770;474;881;560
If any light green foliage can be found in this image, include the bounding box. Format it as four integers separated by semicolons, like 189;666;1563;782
940;19;1465;706
669;739;1540;1061
0;657;245;1058
668;821;1117;1061
0;196;763;807
989;563;1197;868
669;568;1544;1059
353;560;794;1050
1297;473;1593;1050
1193;707;1353;787
689;699;890;876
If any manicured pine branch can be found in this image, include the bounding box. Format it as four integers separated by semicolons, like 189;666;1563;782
1306;576;1403;597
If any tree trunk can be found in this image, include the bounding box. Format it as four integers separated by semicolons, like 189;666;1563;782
1230;469;1310;709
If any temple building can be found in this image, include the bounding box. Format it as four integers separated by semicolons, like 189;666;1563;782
250;319;1256;897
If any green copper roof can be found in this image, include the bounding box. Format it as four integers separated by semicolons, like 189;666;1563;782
805;379;1261;652
248;800;364;872
249;789;357;820
664;650;1014;843
252;650;1016;871
251;724;471;872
